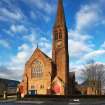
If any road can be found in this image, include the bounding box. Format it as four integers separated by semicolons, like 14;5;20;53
0;99;105;105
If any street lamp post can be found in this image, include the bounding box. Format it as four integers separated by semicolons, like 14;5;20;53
26;74;29;95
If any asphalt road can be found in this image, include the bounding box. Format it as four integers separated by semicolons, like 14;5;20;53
0;99;105;105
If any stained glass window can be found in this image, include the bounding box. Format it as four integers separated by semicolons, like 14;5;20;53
32;60;43;78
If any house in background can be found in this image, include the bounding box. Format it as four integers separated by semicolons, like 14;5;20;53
78;80;101;95
0;78;19;96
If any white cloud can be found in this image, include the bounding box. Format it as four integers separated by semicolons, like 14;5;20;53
69;2;104;69
42;15;50;22
0;39;10;48
76;4;100;31
0;65;22;80
18;43;29;51
30;11;37;20
69;39;92;58
5;43;32;80
68;30;94;59
23;30;37;46
0;0;26;23
0;8;24;22
23;0;55;14
69;30;92;41
82;50;105;60
68;4;100;61
39;37;52;57
101;42;105;49
9;43;31;70
30;10;51;23
10;24;27;33
22;0;55;23
68;3;102;81
43;2;55;14
3;24;28;36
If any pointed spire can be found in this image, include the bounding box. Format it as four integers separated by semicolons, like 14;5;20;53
54;0;66;27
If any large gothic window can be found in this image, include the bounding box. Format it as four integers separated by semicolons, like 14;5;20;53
32;60;44;78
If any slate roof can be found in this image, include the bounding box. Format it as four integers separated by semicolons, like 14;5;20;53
0;78;19;87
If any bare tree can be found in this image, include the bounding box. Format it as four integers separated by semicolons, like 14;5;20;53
82;60;105;95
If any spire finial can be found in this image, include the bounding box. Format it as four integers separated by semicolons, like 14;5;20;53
37;43;38;48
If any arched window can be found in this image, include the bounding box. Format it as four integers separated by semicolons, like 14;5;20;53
55;32;58;40
32;60;43;78
59;31;62;39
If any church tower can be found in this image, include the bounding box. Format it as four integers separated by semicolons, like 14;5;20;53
52;0;69;95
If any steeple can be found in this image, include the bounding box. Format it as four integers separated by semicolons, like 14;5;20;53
52;0;69;95
54;0;66;27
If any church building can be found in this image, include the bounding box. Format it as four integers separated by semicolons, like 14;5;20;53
19;0;74;96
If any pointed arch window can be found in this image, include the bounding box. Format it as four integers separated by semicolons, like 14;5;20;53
59;31;62;39
55;32;58;40
32;60;44;78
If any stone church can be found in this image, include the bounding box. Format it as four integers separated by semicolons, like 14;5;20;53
19;0;75;96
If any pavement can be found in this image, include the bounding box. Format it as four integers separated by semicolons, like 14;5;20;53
0;98;105;105
0;100;79;105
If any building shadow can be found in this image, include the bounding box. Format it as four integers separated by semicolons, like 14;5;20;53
19;95;70;105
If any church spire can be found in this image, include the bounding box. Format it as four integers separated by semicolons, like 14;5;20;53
52;0;69;95
54;0;66;27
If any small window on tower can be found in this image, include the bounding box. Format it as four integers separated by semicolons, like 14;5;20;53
59;31;62;39
55;32;58;40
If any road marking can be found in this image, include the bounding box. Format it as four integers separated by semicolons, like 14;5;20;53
69;102;80;105
16;101;44;104
0;100;15;103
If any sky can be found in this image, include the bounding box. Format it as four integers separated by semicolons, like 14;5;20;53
0;0;105;83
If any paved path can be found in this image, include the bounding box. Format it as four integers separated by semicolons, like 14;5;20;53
0;99;105;105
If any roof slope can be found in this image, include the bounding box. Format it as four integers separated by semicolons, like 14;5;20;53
26;48;52;64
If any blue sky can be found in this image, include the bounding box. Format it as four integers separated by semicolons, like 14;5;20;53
0;0;105;83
